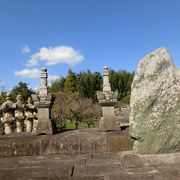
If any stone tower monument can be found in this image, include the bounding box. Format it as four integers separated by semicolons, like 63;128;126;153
31;68;55;135
97;66;120;131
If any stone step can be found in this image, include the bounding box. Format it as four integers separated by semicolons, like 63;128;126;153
0;128;132;157
0;152;179;179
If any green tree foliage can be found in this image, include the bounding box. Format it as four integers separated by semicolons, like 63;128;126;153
109;70;134;101
49;69;134;103
10;82;33;102
0;92;6;106
48;77;66;93
76;70;102;101
64;69;76;94
0;83;6;106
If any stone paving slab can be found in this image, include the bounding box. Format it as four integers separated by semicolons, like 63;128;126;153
0;151;179;179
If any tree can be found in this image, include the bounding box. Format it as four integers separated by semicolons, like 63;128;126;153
11;82;33;102
51;92;101;130
109;69;119;91
67;93;101;129
91;72;102;101
64;69;76;94
76;70;102;101
0;92;6;106
51;91;69;130
116;70;134;99
82;100;101;128
109;70;134;101
48;68;134;104
48;77;66;93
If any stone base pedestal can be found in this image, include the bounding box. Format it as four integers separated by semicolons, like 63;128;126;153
32;119;53;135
99;117;120;131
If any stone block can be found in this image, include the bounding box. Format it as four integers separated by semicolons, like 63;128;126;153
38;108;50;120
33;119;53;135
99;117;119;131
102;106;115;117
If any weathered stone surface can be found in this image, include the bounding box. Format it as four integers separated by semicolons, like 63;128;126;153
0;152;179;179
0;93;16;134
99;117;119;132
116;104;130;127
130;47;180;154
24;97;37;132
0;128;132;157
34;119;54;135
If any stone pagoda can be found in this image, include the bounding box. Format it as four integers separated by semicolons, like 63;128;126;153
31;68;55;135
97;66;120;131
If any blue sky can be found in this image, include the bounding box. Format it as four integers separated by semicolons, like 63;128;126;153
0;0;180;91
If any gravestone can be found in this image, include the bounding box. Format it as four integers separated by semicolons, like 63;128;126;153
31;68;55;135
97;66;120;131
130;47;180;154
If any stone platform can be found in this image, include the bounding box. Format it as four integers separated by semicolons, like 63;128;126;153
0;128;132;157
0;151;179;179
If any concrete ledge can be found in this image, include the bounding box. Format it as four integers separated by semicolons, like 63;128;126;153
0;128;132;157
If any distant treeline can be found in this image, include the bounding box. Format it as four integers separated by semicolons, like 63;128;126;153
48;69;135;103
0;69;134;105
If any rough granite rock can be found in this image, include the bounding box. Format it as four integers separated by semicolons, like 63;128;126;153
130;47;180;154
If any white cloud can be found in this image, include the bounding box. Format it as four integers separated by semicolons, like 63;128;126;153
22;45;30;54
26;45;84;67
15;68;59;84
15;68;40;78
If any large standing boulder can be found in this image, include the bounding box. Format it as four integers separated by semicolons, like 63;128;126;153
130;47;180;154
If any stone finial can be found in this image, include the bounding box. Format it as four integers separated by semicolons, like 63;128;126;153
39;68;48;96
103;66;111;92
